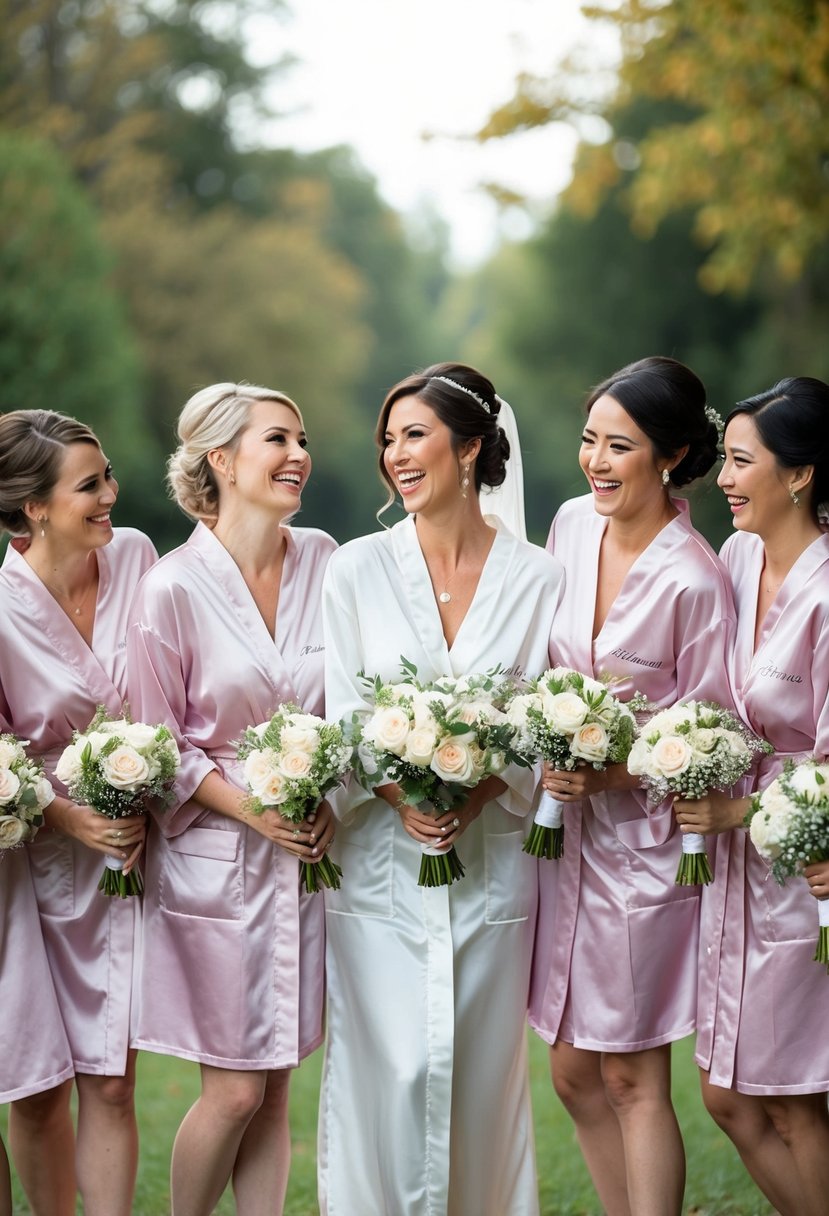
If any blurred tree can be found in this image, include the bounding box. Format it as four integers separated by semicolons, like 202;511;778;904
0;131;166;532
482;0;829;295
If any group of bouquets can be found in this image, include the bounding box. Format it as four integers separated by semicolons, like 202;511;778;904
55;708;181;896
350;659;529;886
746;761;829;969
0;734;54;850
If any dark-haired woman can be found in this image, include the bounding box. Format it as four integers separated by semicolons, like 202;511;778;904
674;377;829;1216
0;410;155;1216
529;357;734;1216
319;363;563;1216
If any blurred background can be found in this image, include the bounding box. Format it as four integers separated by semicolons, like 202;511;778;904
2;0;828;553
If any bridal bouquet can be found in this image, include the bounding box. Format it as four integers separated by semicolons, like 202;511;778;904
628;700;770;885
0;734;54;849
746;760;829;968
237;706;350;893
55;708;181;896
352;659;526;887
506;668;637;859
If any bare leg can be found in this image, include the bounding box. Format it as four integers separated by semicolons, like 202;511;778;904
764;1092;829;1216
551;1042;631;1216
9;1079;76;1216
701;1071;808;1216
601;1046;684;1216
75;1053;139;1216
171;1066;267;1216
231;1069;293;1216
0;1137;12;1216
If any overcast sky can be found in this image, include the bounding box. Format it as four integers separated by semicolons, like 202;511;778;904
248;0;612;265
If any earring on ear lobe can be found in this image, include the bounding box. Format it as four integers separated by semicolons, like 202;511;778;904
228;471;236;486
661;468;670;486
38;515;47;538
461;464;470;499
790;486;800;507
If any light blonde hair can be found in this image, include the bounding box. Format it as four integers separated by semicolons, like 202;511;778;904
167;382;302;520
0;410;101;535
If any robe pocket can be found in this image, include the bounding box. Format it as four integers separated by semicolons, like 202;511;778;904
485;831;537;925
28;831;74;918
158;827;243;921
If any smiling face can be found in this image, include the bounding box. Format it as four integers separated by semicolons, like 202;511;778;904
223;398;310;518
579;394;668;523
31;441;117;553
382;394;473;516
718;411;798;536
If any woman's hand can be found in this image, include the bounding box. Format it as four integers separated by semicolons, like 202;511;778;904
673;793;749;835
542;761;634;801
246;802;334;860
45;797;147;867
804;861;829;900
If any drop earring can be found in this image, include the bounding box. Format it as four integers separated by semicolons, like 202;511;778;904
790;486;800;507
661;469;670;486
38;515;47;537
461;464;470;499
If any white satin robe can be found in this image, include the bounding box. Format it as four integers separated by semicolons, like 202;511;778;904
319;515;563;1216
696;530;829;1094
126;521;335;1069
530;495;735;1051
0;529;157;1074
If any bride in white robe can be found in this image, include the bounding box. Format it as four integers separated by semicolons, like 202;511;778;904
318;363;563;1216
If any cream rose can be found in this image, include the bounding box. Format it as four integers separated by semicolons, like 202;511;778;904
403;726;439;768
543;691;589;734
257;770;288;806
570;721;610;764
650;735;693;779
243;748;277;795
430;740;476;785
101;745;150;791
0;815;27;847
54;743;85;786
278;749;313;780
369;706;411;755
280;721;320;755
0;740;20;768
0;768;21;807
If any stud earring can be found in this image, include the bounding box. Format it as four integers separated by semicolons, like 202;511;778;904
228;471;236;486
461;464;470;499
661;469;670;486
790;486;800;507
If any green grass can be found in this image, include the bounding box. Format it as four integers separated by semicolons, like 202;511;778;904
2;1035;774;1215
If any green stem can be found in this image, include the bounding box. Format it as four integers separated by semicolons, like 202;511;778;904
675;850;713;886
522;823;564;860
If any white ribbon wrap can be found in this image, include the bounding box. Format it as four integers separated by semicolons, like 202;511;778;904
681;831;707;855
818;900;829;929
534;790;565;829
104;854;125;872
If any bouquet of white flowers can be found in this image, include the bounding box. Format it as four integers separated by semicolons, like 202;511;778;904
55;708;181;896
628;700;770;885
505;668;637;859
746;760;829;968
351;659;527;887
0;734;54;850
237;705;350;893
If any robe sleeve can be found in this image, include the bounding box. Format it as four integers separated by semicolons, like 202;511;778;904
813;621;829;760
673;581;735;709
126;619;217;834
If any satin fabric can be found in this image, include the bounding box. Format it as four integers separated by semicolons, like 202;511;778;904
529;494;736;1052
0;529;156;1074
319;515;563;1216
696;530;829;1094
126;522;334;1069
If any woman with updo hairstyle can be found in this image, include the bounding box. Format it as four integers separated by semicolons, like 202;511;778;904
318;362;563;1215
529;356;735;1216
0;409;157;1216
673;376;829;1215
126;382;336;1216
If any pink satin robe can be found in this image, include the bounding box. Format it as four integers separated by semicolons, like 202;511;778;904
530;494;736;1051
696;530;829;1094
126;521;334;1069
319;515;564;1216
0;529;157;1074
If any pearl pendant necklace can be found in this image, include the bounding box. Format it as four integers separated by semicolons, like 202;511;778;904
439;590;452;604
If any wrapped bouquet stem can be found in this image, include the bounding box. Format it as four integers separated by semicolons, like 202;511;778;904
628;700;772;887
238;705;351;894
505;668;637;861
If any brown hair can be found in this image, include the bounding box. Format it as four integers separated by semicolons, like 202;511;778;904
0;410;101;535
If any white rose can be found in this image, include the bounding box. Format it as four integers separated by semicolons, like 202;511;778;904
0;768;21;807
54;743;85;786
403;726;439;768
243;748;277;795
278;749;313;780
721;729;750;761
691;727;718;754
100;745;150;791
122;722;159;751
430;739;476;785
506;694;539;733
650;735;693;779
0;740;20;768
542;691;589;734
0;815;27;847
488;750;507;775
32;776;54;811
83;730;113;759
647;706;691;736
257;770;289;806
789;763;829;801
369;706;411;755
570;721;610;764
250;721;270;740
626;736;651;777
98;718;131;735
357;742;379;777
280;721;320;755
